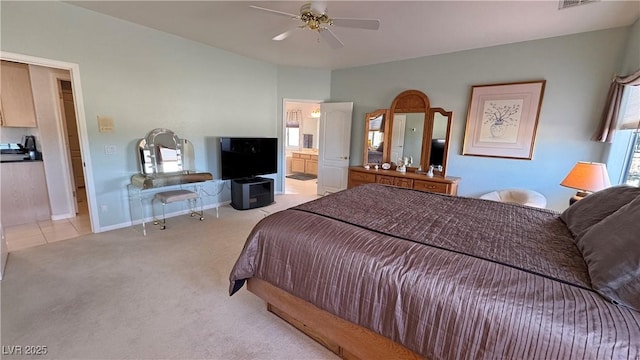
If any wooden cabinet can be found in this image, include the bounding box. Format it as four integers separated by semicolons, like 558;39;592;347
291;157;306;173
1;162;51;226
291;152;318;176
348;167;460;195
0;61;37;128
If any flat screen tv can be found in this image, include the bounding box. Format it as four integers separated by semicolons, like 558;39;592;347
220;137;277;180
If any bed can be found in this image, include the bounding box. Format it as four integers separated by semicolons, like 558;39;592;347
229;183;640;359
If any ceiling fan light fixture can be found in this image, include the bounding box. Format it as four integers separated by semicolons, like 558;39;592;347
250;2;380;49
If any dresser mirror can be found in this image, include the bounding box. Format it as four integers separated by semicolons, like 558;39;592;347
427;108;453;174
385;89;452;176
363;109;389;165
137;128;195;175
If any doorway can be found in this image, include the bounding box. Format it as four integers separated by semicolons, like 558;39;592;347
283;100;321;195
0;51;97;235
58;80;87;215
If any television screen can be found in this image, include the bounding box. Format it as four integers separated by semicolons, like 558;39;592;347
220;137;278;180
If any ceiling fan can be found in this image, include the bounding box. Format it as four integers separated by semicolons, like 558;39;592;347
249;1;380;49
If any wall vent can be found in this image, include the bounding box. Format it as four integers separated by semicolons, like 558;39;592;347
559;0;598;10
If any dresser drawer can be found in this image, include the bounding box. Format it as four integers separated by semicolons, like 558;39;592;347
413;180;449;194
350;171;376;183
376;175;395;185
299;154;311;159
393;177;413;189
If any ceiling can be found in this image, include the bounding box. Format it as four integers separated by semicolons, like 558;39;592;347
68;1;640;70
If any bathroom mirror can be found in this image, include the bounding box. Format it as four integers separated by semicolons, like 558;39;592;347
386;90;453;176
363;109;389;165
137;128;194;175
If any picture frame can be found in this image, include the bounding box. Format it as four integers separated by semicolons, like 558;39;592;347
462;80;546;160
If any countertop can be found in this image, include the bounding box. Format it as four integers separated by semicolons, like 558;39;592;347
0;155;43;163
1;159;43;163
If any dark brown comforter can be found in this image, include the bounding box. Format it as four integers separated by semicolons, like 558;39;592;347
229;184;640;359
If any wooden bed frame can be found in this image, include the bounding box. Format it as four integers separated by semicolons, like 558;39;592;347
247;278;423;360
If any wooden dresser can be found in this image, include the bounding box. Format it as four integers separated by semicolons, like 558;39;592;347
348;166;460;195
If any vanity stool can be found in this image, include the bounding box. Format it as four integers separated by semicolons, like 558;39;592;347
152;189;204;230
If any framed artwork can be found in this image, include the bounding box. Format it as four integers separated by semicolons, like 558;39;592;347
462;80;546;159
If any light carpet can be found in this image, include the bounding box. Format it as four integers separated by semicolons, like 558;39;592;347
1;194;337;359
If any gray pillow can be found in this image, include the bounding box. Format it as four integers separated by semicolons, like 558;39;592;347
560;185;640;239
576;195;640;311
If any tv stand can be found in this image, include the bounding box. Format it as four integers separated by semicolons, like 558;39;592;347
231;177;274;210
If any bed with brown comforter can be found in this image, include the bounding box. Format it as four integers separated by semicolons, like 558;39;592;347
229;183;640;359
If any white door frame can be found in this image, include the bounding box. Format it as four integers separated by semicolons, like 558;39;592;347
1;51;98;233
281;98;323;194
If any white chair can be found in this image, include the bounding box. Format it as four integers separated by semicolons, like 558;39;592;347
479;188;547;208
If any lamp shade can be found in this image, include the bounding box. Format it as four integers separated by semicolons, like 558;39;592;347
560;162;611;193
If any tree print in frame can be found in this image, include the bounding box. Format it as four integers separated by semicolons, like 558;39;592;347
462;80;546;159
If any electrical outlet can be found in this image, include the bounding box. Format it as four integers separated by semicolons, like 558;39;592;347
101;205;108;213
104;145;116;155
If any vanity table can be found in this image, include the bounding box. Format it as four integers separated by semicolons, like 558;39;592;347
128;128;214;235
356;89;461;195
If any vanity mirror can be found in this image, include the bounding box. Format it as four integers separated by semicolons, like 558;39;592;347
132;128;211;189
137;128;194;175
363;109;389;165
385;90;453;176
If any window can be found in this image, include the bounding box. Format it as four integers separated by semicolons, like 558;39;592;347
621;86;640;186
624;133;640;186
286;127;299;147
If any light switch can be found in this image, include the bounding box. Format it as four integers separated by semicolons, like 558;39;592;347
105;145;116;154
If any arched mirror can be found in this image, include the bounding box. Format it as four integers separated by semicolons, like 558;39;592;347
427;108;453;176
387;90;453;176
363;109;389;165
137;128;195;175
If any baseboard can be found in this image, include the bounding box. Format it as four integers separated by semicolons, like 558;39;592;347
97;201;229;233
51;212;76;221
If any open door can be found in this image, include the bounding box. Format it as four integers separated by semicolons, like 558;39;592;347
317;102;353;195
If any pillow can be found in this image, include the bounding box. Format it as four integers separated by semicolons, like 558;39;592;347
576;195;640;311
560;185;640;239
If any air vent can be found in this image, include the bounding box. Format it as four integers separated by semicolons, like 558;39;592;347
559;0;598;10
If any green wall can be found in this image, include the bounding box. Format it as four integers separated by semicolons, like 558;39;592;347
331;27;631;211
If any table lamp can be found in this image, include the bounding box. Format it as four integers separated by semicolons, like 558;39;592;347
560;161;611;204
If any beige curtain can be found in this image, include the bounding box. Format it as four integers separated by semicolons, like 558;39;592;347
286;109;302;128
592;68;640;142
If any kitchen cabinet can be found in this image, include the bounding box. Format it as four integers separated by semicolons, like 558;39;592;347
348;167;460;195
292;151;318;176
0;61;38;128
1;162;51;226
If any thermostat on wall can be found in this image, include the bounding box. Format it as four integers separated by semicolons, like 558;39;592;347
98;116;114;133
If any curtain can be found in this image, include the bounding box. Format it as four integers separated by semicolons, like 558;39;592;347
592;68;640;142
286;109;302;128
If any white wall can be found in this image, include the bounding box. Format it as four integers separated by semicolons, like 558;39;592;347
332;28;631;211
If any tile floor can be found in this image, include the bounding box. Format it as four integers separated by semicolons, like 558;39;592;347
4;205;92;252
285;176;318;195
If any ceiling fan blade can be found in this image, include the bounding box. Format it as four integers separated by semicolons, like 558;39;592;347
331;18;380;30
319;28;344;49
272;29;293;41
249;5;298;19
